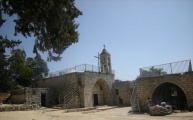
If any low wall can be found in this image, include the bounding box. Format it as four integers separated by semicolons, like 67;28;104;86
10;89;26;104
0;104;40;112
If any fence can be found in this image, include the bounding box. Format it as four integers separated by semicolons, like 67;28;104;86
139;59;192;78
47;64;115;78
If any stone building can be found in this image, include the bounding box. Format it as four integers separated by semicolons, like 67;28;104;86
112;80;131;106
131;60;193;112
30;47;131;108
8;47;193;113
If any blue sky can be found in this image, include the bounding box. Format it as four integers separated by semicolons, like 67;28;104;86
1;0;193;80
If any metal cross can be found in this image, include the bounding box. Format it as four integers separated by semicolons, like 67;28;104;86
94;52;100;73
103;44;106;49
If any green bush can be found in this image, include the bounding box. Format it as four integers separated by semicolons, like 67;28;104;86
9;82;24;90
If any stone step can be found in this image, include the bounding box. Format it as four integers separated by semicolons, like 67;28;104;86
132;105;138;108
132;102;138;105
0;104;40;112
82;106;118;114
63;107;96;113
52;107;62;109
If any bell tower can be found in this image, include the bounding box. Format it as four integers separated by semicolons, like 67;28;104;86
100;45;112;74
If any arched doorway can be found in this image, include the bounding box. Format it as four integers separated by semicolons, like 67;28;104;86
92;79;110;106
152;82;187;110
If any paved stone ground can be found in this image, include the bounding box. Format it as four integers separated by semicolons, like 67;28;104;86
0;106;193;120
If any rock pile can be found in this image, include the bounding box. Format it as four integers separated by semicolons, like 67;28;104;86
0;104;40;112
149;105;173;116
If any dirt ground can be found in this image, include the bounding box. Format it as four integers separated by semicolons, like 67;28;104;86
0;107;193;120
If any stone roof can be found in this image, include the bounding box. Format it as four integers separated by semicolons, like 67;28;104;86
101;48;110;55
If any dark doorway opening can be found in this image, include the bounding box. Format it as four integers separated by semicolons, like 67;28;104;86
41;93;46;107
152;82;187;110
119;97;123;105
93;94;98;106
92;79;111;106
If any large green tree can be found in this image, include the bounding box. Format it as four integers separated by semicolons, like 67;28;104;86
1;0;82;61
8;49;49;88
26;54;49;80
0;39;21;91
8;49;33;87
0;12;21;91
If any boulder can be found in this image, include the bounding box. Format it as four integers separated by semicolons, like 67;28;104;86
149;105;173;116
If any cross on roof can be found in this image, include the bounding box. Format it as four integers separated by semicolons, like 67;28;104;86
103;44;106;49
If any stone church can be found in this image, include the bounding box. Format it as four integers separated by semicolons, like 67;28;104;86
27;47;131;109
15;47;193;112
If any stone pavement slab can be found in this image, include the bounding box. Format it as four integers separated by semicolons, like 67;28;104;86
0;106;193;120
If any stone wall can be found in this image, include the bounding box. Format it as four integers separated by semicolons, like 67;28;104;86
0;104;40;112
37;72;84;108
37;72;80;92
0;92;10;103
25;87;55;107
93;81;106;105
36;71;117;109
63;93;81;109
83;72;115;107
136;72;193;111
9;89;26;104
9;88;56;107
112;80;131;106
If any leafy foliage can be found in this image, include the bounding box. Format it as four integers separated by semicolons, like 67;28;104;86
0;47;49;91
26;54;49;79
1;0;82;61
0;37;21;91
0;0;81;91
149;67;167;75
8;49;33;87
8;49;49;87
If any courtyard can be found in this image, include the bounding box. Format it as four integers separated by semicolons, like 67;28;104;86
0;106;193;120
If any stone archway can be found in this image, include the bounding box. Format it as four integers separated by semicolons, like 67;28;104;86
152;82;187;110
92;79;111;106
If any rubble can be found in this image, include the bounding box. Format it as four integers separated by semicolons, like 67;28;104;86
149;105;173;116
0;104;40;112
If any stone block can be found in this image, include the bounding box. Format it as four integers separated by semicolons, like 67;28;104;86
149;105;172;116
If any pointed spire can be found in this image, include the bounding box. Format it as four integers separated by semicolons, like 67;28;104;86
101;44;109;55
